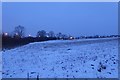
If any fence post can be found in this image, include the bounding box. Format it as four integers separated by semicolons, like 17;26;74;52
37;73;39;80
27;72;29;80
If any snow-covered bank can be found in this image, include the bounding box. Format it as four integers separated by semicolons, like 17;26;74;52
2;38;119;78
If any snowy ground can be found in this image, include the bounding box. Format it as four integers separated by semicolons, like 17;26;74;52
2;38;119;78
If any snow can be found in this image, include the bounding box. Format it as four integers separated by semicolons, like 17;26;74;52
2;38;119;78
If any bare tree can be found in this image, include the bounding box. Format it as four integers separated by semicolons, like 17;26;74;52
61;34;68;39
48;31;55;37
37;30;46;37
56;32;62;39
14;25;25;38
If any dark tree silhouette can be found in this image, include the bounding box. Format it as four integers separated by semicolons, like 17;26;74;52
37;30;46;37
13;25;25;38
61;34;68;39
56;32;63;39
48;31;55;37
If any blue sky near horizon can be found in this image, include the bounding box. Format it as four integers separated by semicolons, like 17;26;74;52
2;2;118;37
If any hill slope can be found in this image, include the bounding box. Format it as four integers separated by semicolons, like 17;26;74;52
2;38;118;78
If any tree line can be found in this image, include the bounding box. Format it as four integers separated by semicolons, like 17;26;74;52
2;25;120;49
2;25;74;49
2;25;73;39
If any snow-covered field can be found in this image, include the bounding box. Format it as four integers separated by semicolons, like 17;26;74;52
2;38;119;78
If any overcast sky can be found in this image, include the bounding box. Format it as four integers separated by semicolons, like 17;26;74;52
2;2;118;37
